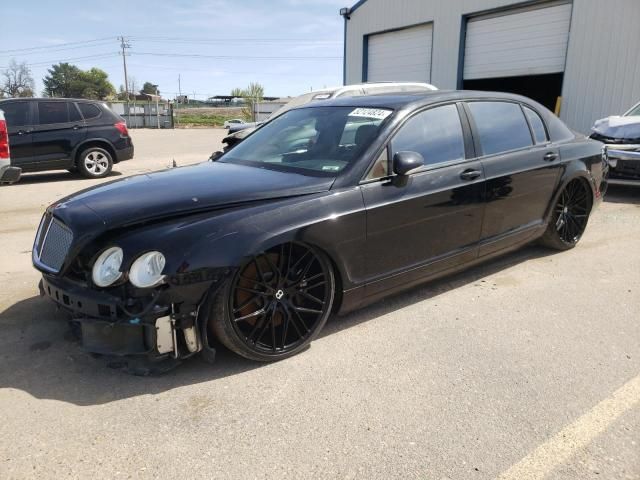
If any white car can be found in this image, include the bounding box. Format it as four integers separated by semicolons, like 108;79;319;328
590;99;640;186
223;81;439;147
0;109;21;184
224;118;246;129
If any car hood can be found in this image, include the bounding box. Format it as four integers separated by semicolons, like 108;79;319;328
51;161;334;229
592;115;640;140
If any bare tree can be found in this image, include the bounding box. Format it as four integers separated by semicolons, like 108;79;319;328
1;59;35;97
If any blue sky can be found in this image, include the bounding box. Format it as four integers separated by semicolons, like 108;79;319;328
0;0;347;99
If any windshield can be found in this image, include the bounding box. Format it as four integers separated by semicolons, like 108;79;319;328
625;102;640;116
220;106;392;175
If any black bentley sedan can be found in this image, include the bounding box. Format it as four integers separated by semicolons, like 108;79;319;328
33;91;607;368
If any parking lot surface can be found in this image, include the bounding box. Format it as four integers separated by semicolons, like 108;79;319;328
1;129;639;479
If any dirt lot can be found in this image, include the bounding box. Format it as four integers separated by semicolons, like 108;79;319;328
1;129;639;479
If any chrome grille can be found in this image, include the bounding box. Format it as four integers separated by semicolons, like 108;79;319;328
34;215;73;273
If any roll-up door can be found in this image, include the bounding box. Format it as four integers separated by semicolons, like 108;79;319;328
464;3;572;80
367;24;433;82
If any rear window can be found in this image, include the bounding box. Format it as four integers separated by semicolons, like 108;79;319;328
468;101;533;156
1;102;30;127
78;103;101;119
523;106;548;144
38;102;69;124
69;103;82;123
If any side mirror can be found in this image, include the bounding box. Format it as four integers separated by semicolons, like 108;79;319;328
209;151;224;161
393;151;424;176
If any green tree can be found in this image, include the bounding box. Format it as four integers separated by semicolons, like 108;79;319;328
43;63;115;99
43;63;83;97
230;87;244;98
1;59;35;97
81;68;115;99
240;82;264;120
142;82;159;95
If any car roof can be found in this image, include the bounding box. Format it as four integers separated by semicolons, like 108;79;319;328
0;97;103;103
299;90;544;111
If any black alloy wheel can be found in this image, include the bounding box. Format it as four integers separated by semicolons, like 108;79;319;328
541;179;591;250
210;242;335;361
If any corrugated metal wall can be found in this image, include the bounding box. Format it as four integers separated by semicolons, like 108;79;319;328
345;0;640;133
561;0;640;133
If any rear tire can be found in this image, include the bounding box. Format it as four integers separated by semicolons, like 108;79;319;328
209;242;335;362
77;147;113;179
540;179;592;250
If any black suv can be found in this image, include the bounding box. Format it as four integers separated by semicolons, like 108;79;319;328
0;98;134;179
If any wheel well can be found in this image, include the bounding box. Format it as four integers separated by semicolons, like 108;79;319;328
302;243;344;314
74;141;117;166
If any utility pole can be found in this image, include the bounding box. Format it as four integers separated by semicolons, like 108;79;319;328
176;74;181;126
119;36;131;100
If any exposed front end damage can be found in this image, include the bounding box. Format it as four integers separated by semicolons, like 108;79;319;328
32;208;236;373
38;260;233;368
38;267;232;373
591;116;640;186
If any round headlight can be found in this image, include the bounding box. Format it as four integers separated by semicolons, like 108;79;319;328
92;247;123;287
129;251;166;288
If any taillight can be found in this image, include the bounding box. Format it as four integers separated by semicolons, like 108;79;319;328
0;119;9;159
114;121;129;137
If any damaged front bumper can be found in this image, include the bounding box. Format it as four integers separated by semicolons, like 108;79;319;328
604;144;640;185
39;269;230;365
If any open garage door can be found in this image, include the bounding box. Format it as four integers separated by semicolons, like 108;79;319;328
367;24;433;83
463;2;572;110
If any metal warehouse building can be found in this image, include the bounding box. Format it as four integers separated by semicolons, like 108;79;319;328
342;0;640;133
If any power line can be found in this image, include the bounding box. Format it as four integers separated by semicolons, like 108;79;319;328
130;35;340;45
0;53;119;69
134;51;341;60
0;37;116;54
0;40;115;58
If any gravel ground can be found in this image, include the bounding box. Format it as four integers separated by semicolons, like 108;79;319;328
0;129;638;479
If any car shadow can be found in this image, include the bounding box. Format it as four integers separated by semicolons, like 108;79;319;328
0;244;553;406
605;185;640;205
12;170;122;185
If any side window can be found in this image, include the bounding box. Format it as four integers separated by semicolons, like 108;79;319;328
38;102;69;125
78;103;101;120
523;106;548;144
1;102;30;127
391;104;465;167
365;149;389;180
467;102;533;155
69;103;82;123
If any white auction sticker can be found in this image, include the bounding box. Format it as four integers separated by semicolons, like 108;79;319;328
349;108;392;120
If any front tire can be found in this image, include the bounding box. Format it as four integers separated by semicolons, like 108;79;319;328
209;242;335;362
540;179;592;250
77;147;113;179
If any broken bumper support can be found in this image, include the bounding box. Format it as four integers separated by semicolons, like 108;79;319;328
39;272;225;363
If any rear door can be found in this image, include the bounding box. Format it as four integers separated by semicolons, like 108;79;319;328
1;100;34;166
360;103;485;296
464;101;562;255
29;101;87;169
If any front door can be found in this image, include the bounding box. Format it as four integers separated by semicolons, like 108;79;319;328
1;100;34;165
361;103;485;297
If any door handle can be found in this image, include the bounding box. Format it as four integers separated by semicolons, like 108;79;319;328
460;169;482;181
72;125;81;130
17;130;26;135
544;152;558;162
